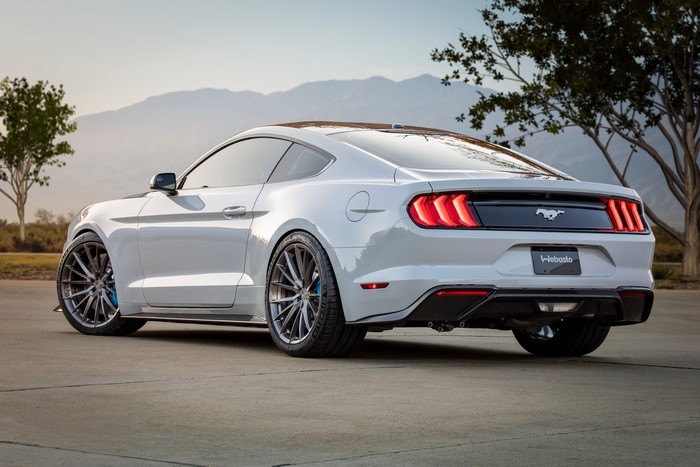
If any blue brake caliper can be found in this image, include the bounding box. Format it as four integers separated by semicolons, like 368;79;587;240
108;270;118;308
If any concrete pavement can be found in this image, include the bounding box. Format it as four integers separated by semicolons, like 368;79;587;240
1;280;698;466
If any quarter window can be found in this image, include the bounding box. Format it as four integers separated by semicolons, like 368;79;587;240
181;138;292;189
268;144;333;183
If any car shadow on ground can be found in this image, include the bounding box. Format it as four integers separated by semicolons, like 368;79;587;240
356;337;533;362
121;327;551;363
126;327;276;349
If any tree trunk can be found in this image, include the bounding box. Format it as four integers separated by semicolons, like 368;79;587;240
680;118;699;278
15;177;27;243
16;199;25;243
682;204;699;278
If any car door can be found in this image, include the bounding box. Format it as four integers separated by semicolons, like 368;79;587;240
137;137;292;308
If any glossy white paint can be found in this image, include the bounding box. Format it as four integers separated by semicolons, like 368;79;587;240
62;124;655;325
137;185;262;307
335;221;654;323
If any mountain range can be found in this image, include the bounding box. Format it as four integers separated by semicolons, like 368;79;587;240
1;74;683;228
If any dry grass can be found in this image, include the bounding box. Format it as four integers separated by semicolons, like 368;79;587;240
655;277;700;289
0;223;68;253
0;253;60;280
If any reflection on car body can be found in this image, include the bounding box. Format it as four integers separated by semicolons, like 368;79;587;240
56;122;654;357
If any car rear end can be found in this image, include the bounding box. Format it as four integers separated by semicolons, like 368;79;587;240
326;127;654;337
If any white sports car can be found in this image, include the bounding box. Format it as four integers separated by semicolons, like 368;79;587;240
56;122;655;357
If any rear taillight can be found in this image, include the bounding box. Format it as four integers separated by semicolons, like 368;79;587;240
408;193;480;228
604;198;646;232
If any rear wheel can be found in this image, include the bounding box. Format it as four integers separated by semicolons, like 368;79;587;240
57;232;145;336
513;319;610;356
265;232;366;357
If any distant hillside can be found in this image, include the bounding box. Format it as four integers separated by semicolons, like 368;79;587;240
0;74;683;228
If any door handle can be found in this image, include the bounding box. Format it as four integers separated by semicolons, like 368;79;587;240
222;206;246;219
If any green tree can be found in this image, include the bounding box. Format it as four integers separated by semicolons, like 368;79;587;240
431;0;699;277
0;77;76;242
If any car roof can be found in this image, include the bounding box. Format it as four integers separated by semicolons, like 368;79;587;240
276;121;449;135
274;121;540;165
275;121;522;156
270;121;576;180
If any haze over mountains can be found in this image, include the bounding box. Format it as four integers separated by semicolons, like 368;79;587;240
2;74;682;228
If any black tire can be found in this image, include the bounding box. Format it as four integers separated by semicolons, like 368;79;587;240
513;319;610;356
57;232;145;336
265;231;366;357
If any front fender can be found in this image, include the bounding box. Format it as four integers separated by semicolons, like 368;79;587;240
63;198;151;314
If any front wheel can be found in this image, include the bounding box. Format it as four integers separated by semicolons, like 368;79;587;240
265;232;366;357
513;319;610;356
57;232;145;336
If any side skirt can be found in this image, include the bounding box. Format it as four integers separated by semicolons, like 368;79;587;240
123;306;268;328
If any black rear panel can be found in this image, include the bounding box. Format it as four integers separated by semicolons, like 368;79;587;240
470;192;613;231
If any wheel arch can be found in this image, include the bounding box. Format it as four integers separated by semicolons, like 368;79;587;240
71;226;100;242
57;230;145;336
64;216;146;312
255;221;348;316
263;222;342;282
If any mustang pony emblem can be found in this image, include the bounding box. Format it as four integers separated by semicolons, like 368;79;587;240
536;208;565;221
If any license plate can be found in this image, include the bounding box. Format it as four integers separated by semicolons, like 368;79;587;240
531;247;581;275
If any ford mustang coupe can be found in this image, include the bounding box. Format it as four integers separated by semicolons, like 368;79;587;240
56;122;654;357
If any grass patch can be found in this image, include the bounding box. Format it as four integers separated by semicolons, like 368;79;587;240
652;263;680;280
0;253;61;280
0;223;67;253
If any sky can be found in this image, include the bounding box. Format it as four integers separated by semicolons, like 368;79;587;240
1;0;491;117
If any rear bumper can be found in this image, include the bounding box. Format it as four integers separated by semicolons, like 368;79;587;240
334;217;655;323
350;286;653;329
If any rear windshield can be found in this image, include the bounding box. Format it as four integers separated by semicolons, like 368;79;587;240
330;131;557;175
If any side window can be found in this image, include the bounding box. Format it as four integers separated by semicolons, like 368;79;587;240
181;138;292;189
268;143;333;183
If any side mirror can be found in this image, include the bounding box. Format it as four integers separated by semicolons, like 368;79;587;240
149;173;178;195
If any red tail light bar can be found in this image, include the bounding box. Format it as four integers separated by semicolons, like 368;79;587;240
604;198;646;232
409;193;646;232
408;193;480;228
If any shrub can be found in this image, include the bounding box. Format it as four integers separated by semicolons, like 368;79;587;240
652;226;683;263
653;263;680;280
0;211;71;253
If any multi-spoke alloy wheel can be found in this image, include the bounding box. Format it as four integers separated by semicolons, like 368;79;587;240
268;241;321;345
513;319;610;356
57;232;144;336
265;232;366;357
